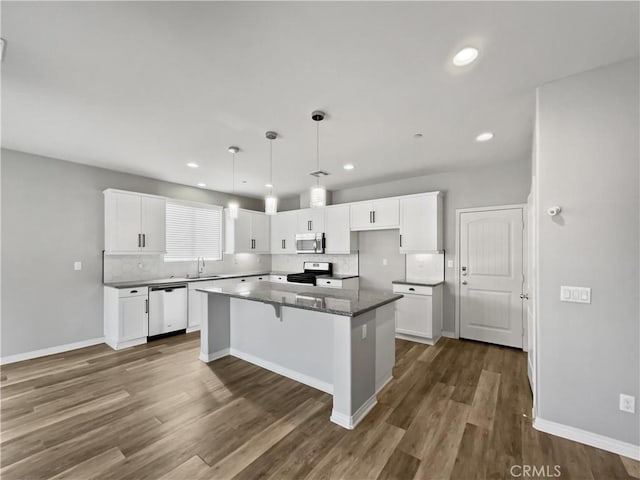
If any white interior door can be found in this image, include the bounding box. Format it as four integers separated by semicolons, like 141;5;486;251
459;207;524;348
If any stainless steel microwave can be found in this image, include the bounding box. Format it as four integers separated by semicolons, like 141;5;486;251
295;233;325;254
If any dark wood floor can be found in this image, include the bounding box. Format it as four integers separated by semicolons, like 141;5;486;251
1;333;638;480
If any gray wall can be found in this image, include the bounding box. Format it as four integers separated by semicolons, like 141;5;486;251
536;59;639;445
1;148;264;358
358;230;405;291
331;160;532;333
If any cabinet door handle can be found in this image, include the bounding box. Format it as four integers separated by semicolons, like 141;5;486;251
282;239;285;249
138;234;142;248
408;287;415;292
145;299;148;313
142;234;146;248
369;211;373;223
399;234;402;247
372;211;376;223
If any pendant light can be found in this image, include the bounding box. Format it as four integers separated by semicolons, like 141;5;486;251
228;146;240;219
264;131;278;215
309;110;327;208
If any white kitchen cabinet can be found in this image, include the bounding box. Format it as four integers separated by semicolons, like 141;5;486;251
350;198;399;230
251;213;270;253
270;211;297;254
315;277;359;289
104;190;167;255
225;209;270;254
325;205;358;254
297;208;325;233
104;286;149;350
393;283;442;345
399;193;443;253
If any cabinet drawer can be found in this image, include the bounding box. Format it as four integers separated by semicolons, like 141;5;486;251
119;287;148;298
392;284;433;296
316;278;342;288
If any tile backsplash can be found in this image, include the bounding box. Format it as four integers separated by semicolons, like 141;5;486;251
271;254;358;275
103;253;272;282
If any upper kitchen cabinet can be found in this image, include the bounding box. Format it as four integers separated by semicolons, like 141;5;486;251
270;210;297;254
104;189;166;255
350;198;399;230
225;209;270;254
297;208;325;233
399;192;443;253
325;204;358;254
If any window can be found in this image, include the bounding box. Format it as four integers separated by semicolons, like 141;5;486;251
165;200;223;261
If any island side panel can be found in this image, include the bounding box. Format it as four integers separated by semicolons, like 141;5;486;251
331;310;377;429
375;302;396;393
199;292;231;362
229;298;333;393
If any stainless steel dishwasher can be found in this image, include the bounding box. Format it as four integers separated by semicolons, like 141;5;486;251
148;283;188;337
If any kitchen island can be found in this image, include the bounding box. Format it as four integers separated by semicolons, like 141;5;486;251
196;281;402;429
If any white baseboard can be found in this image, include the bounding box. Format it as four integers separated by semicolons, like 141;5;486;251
442;331;457;339
186;326;201;333
0;337;106;365
534;417;640;461
229;348;333;394
105;337;147;351
199;348;230;363
376;374;393;395
395;333;437;345
330;393;377;430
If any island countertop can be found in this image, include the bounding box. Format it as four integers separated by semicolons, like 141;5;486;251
196;281;402;317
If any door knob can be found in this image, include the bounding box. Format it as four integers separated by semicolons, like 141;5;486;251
462;280;468;285
520;293;529;300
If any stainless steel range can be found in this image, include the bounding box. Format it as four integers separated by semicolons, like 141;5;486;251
286;262;333;286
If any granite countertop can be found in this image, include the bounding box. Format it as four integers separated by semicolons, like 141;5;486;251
104;271;272;289
392;279;445;287
197;282;402;317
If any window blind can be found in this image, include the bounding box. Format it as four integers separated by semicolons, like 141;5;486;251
165;201;223;261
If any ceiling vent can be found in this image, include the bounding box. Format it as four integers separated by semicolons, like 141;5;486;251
309;170;330;178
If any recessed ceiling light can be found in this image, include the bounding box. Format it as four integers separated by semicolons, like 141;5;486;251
242;180;247;184
453;47;479;67
475;132;494;142
187;162;199;168
343;164;355;170
197;182;206;187
413;133;423;139
264;183;274;188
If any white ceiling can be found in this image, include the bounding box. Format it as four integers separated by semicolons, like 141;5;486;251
2;2;638;198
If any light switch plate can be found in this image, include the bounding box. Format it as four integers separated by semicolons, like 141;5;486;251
447;260;454;268
74;261;82;271
560;286;591;304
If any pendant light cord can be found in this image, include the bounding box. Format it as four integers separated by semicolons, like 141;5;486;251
232;153;235;196
269;139;273;194
316;121;320;186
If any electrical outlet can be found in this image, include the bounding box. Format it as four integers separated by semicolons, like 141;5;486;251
620;394;635;413
362;324;367;339
73;261;82;271
382;258;388;266
447;260;454;268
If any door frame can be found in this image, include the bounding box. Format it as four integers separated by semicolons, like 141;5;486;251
454;204;527;347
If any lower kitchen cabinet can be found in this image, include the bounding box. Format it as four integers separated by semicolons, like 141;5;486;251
392;283;443;345
315;277;359;289
104;286;149;350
